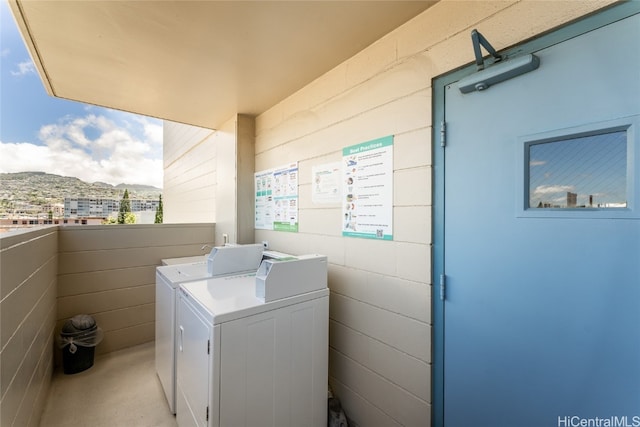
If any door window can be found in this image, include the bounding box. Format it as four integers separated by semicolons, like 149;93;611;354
527;130;627;209
518;118;638;218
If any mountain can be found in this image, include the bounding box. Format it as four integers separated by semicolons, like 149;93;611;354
0;172;161;217
91;181;114;188
114;183;160;192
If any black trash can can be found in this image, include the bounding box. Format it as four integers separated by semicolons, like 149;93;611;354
59;314;103;374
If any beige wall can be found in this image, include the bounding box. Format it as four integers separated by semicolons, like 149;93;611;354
163;120;217;224
165;115;257;245
235;114;257;244
1;223;214;426
253;1;613;426
57;223;215;355
1;228;57;427
215;114;256;245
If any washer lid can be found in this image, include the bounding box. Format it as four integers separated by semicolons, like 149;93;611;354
180;274;328;324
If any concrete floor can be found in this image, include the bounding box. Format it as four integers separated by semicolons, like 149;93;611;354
40;342;177;427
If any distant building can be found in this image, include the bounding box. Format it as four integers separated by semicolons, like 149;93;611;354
0;217;104;233
64;197;160;218
567;192;577;208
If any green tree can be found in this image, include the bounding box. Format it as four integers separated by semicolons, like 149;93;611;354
124;212;137;224
118;189;131;224
154;195;163;224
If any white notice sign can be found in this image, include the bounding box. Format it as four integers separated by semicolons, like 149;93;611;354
312;162;342;204
342;136;393;240
255;162;299;232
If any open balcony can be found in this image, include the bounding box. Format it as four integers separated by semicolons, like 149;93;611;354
0;223;214;426
2;1;631;426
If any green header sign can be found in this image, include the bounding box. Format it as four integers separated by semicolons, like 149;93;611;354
342;135;394;156
342;135;394;240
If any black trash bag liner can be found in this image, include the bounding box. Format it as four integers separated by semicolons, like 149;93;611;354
58;314;104;354
328;396;348;427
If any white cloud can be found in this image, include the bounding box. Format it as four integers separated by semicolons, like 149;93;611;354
1;48;10;58
0;142;54;172
533;185;574;194
137;117;163;148
0;113;163;188
529;160;546;167
11;60;36;76
532;185;574;197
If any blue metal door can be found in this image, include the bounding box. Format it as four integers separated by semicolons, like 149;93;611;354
441;12;640;427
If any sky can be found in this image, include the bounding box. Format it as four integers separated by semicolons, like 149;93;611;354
529;131;627;208
0;2;163;188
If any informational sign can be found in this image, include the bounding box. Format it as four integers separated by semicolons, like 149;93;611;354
342;136;393;240
254;169;273;230
312;162;342;204
255;162;298;232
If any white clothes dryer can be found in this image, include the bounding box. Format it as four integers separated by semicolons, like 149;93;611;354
176;255;329;427
155;243;265;413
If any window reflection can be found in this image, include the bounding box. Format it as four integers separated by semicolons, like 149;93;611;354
528;131;627;209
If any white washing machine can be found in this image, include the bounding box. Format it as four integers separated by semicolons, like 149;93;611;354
155;243;266;413
161;255;207;266
176;255;329;427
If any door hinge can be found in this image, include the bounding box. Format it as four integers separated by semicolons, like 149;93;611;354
440;121;446;147
207;339;210;355
206;406;209;421
440;274;446;301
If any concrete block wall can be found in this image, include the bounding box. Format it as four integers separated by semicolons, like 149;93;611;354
56;223;215;355
163;120;217;224
0;223;214;426
253;1;613;425
212;114;257;245
164;115;257;246
0;228;57;427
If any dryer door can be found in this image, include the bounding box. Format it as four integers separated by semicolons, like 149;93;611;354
177;292;211;427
